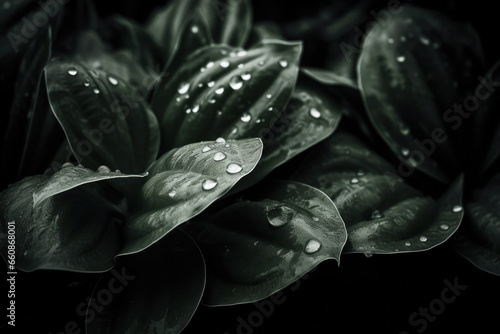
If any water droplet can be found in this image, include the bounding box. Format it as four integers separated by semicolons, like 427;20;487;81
267;205;294;227
191;25;199;33
237;50;247;57
198;83;204;88
404;241;411;246
309;107;321;119
266;94;272;99
61;162;73;168
227;163;242;174
213;152;226;161
178;82;190;94
370;210;383;219
256;118;262;123
68;67;78;76
387;37;394;44
200;67;206;72
215;137;226;143
217;110;222;116
185;108;191;114
419;235;428;242
97;165;110;173
350;178;359;184
401;148;410;157
238;63;245;69
400;124;410;135
220;60;230;68
208;98;216;104
279;59;288;67
168;190;177;198
93;88;100;94
221;50;227;55
259;60;265;66
84;79;90;87
304;239;321;254
202;179;218;190
115;169;121;173
229;76;244;90
241;72;251;81
192;105;200;113
202;146;212;153
312;217;319;222
206;61;214;69
452;205;462;212
230;128;238;135
397;56;406;63
207;81;215;87
108;76;118;85
215;87;225;95
176;97;181;102
420;36;430;45
240;113;252;122
439;224;449;231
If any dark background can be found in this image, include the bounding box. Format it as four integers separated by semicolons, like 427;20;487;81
2;0;500;333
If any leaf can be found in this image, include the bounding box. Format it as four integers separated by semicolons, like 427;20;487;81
147;0;252;64
358;5;484;183
453;172;500;275
151;40;302;153
301;67;358;91
187;180;347;306
33;164;147;207
45;56;160;174
293;131;464;254
0;174;130;272
86;230;205;334
1;27;51;189
121;138;263;255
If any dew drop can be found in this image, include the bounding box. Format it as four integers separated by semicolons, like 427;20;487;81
237;50;247;57
240;112;252;122
202;146;212;153
404;241;411;246
108;76;118;85
309;107;321;119
397;56;406;63
279;59;288;67
68;67;78;76
185;108;191;114
387;37;394;44
401;148;410;157
202;179;218;190
259;60;265;66
93;88;100;94
192;104;200;113
213;152;226;161
208;98;216;104
115;169;121;173
400;124;410;135
230;128;238;135
370;210;383;219
350;178;359;184
220;60;230;68
241;72;251;81
191;25;199;33
439;224;450;231
200;67;206;72
420;36;430;45
97;165;110;173
215;137;226;143
177;82;190;94
238;63;245;69
168;190;177;198
229;76;244;90
312;217;319;222
198;83;204;88
227;163;243;174
452;205;463;213
207;81;215;87
266;94;272;99
267;205;294;227
215;87;225;95
419;235;428;242
84;79;90;87
206;61;214;68
304;239;321;254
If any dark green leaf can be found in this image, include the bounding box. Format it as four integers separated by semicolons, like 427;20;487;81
151;40;302;153
45;57;160;174
188;180;346;305
358;5;484;183
87;230;205;334
121;138;263;255
453;172;500;275
293;131;464;254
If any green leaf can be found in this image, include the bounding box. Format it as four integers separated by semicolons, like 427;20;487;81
453;172;500;275
0;174;131;272
151;40;302;153
121;138;263;255
87;230;205;334
293;131;464;254
45;56;160;174
147;0;252;64
358;5;484;184
187;180;346;306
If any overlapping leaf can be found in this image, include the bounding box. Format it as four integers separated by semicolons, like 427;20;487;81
293;131;464;254
188;180;346;306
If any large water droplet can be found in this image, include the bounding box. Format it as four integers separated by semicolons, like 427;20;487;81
215;87;225;95
93;88;100;94
213;152;226;161
267;205;294;227
68;67;78;76
206;61;214;68
279;59;288;68
266;94;272;99
207;81;215;87
191;25;199;33
227;163;243;174
108;76;118;85
202;179;218;190
397;56;406;63
220;60;230;68
452;205;463;213
240;113;252;122
202;146;212;153
192;104;200;113
404;241;411;246
216;137;226;143
419;235;428;242
84;79;90;87
309;107;321;119
168;190;177;198
178;82;190;94
229;76;244;90
304;239;321;254
350;178;359;184
370;210;383;219
237;50;247;57
439;224;449;231
312;217;319;222
241;72;251;81
401;148;410;157
98;165;110;173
